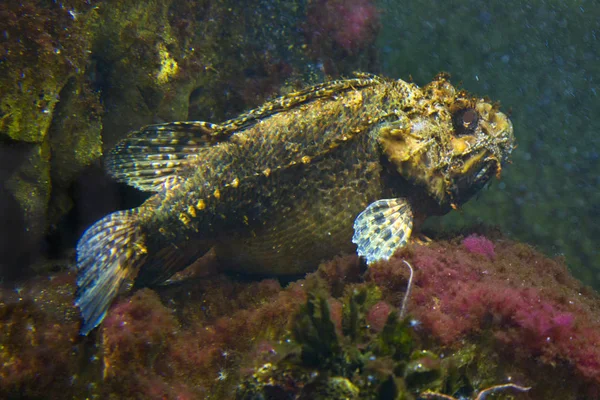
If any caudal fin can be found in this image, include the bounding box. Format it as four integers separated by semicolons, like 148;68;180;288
75;209;147;335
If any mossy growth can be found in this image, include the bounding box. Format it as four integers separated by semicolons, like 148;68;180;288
237;288;514;400
292;293;345;370
0;1;100;143
0;1;103;262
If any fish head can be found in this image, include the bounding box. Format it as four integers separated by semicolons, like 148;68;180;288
378;74;515;210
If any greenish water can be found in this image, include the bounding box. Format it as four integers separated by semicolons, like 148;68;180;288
378;0;600;287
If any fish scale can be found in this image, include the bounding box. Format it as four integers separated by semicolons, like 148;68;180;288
75;73;515;335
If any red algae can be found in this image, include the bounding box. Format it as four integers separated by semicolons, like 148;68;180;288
306;0;378;52
389;240;600;391
328;298;344;335
366;301;393;332
462;234;496;259
303;0;380;74
0;273;83;399
102;290;178;375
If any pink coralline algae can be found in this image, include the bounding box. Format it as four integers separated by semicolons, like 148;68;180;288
462;233;496;259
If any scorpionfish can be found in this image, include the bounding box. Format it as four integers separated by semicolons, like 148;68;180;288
75;73;514;334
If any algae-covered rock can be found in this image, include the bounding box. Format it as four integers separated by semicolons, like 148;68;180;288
0;273;92;399
4;139;51;252
91;0;311;150
0;1;102;273
0;0;100;147
48;75;103;225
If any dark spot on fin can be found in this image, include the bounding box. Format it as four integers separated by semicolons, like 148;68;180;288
75;208;147;335
352;198;413;264
106;121;228;192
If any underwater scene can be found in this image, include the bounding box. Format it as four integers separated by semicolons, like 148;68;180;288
0;0;599;399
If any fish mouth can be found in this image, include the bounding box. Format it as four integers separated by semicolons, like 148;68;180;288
447;110;514;206
448;150;499;206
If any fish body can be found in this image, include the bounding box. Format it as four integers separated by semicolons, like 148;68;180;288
75;73;514;334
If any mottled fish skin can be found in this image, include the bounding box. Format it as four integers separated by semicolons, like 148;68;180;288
75;73;514;334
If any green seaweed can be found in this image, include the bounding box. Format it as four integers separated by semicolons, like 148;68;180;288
374;312;414;362
241;289;420;399
239;281;537;400
292;293;343;369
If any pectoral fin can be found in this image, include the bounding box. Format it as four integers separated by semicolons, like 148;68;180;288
352;198;413;264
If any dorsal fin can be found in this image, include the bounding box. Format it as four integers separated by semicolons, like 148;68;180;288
105;121;229;191
221;73;384;132
105;73;385;192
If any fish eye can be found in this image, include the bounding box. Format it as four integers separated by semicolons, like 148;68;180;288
452;107;479;136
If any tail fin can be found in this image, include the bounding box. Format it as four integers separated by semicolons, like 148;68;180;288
75;209;147;335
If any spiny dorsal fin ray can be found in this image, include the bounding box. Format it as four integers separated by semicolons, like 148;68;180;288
106;121;228;192
222;73;385;132
106;74;385;192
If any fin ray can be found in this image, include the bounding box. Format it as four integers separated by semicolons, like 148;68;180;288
352;198;414;264
105;122;228;191
106;74;384;192
222;73;383;132
135;238;210;286
75;209;147;335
